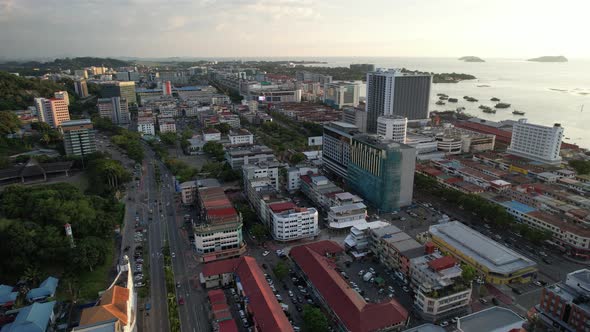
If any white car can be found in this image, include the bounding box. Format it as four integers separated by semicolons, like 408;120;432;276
440;321;449;327
402;286;410;293
171;252;176;258
262;251;270;257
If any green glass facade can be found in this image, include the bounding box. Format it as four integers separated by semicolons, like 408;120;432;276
346;135;416;212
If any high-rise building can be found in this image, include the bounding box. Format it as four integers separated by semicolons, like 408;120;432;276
347;135;416;212
54;91;69;106
163;81;172;96
342;106;368;132
365;69;431;132
100;81;137;105
97;97;129;125
322;122;360;179
377;115;407;143
60;119;97;156
323;82;360;109
74;79;89;98
74;69;88;79
34;97;70;128
507;119;564;165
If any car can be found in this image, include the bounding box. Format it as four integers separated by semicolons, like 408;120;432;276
512;287;523;295
292;277;298;282
451;317;459;324
134;282;145;287
171;252;176;258
300;289;307;294
275;294;282;301
388;293;394;298
288;290;294;297
295;305;302;312
440;321;449;327
176;282;181;288
242;318;249;328
402;286;409;293
369;267;375;273
178;297;185;305
358;270;365;276
388;286;394;292
262;251;270;256
230;288;236;295
479;298;487;304
533;281;542;287
136;258;144;263
239;310;245;318
542;258;552;265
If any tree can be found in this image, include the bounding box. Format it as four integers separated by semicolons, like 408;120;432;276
461;263;477;283
568;160;590;175
302;305;329;332
289;152;306;165
0;111;21;136
159;132;177;146
250;223;268;243
273;261;288;281
214;123;231;135
181;129;193;141
202;141;225;161
71;236;108;272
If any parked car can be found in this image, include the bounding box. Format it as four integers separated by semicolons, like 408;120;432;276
440;321;449;327
178;297;185;305
262;251;270;256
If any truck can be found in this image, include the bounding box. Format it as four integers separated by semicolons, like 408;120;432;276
363;272;373;282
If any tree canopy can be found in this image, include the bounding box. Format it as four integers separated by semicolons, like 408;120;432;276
0;182;124;279
302;305;329;332
0;71;76;110
568;160;590;175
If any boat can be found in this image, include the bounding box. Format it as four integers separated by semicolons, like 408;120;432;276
439;96;448;100
512;110;525;115
491;97;500;102
437;93;448;97
456;107;465;112
483;109;496;114
465;97;478;102
435;101;446;105
495;103;511;109
448;98;458;103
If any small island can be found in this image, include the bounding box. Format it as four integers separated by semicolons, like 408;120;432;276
527;56;568;63
459;56;485;62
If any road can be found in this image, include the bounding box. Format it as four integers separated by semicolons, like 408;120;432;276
142;144;210;332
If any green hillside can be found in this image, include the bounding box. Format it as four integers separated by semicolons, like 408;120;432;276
0;71;76;110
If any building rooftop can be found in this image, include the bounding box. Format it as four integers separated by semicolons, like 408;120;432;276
500;200;537;214
457;306;525;332
291;242;408;332
2;301;56;332
79;286;129;326
60;119;93;127
429;222;537;275
26;276;58;302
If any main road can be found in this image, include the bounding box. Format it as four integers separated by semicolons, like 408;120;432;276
142;144;210;332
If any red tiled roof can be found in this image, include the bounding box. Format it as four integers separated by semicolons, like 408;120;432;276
428;256;456;271
208;289;227;304
212;303;229;313
269;202;296;213
200;257;293;332
218;319;239;332
444;177;462;184
207;207;238;218
204;127;221;134
201;258;240;277
236;257;294;332
290;241;408;332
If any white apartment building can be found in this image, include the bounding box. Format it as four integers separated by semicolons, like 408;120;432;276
343;220;389;258
327;202;367;229
411;253;472;322
287;166;319;192
158;117;176;133
137;114;155;136
268;202;318;241
242;162;280;192
34;97;70;128
377;115;407;143
203;128;221;142
323;82;361;109
228;129;254;146
507;119;564;166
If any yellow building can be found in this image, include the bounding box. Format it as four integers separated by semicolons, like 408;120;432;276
429;221;537;284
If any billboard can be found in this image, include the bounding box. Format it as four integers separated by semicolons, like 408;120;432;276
308;136;323;146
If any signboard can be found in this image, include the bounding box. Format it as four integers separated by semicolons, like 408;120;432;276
308;136;323;146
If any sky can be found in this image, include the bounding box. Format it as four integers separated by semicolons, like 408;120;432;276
1;0;589;60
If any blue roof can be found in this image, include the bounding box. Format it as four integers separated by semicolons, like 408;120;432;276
0;285;17;306
500;201;537;214
26;277;58;302
1;301;55;332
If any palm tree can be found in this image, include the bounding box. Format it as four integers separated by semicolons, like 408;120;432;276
23;266;41;286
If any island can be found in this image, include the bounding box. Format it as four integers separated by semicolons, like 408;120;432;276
527;56;568;63
459;56;485;62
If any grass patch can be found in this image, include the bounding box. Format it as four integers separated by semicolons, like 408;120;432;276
77;239;115;301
